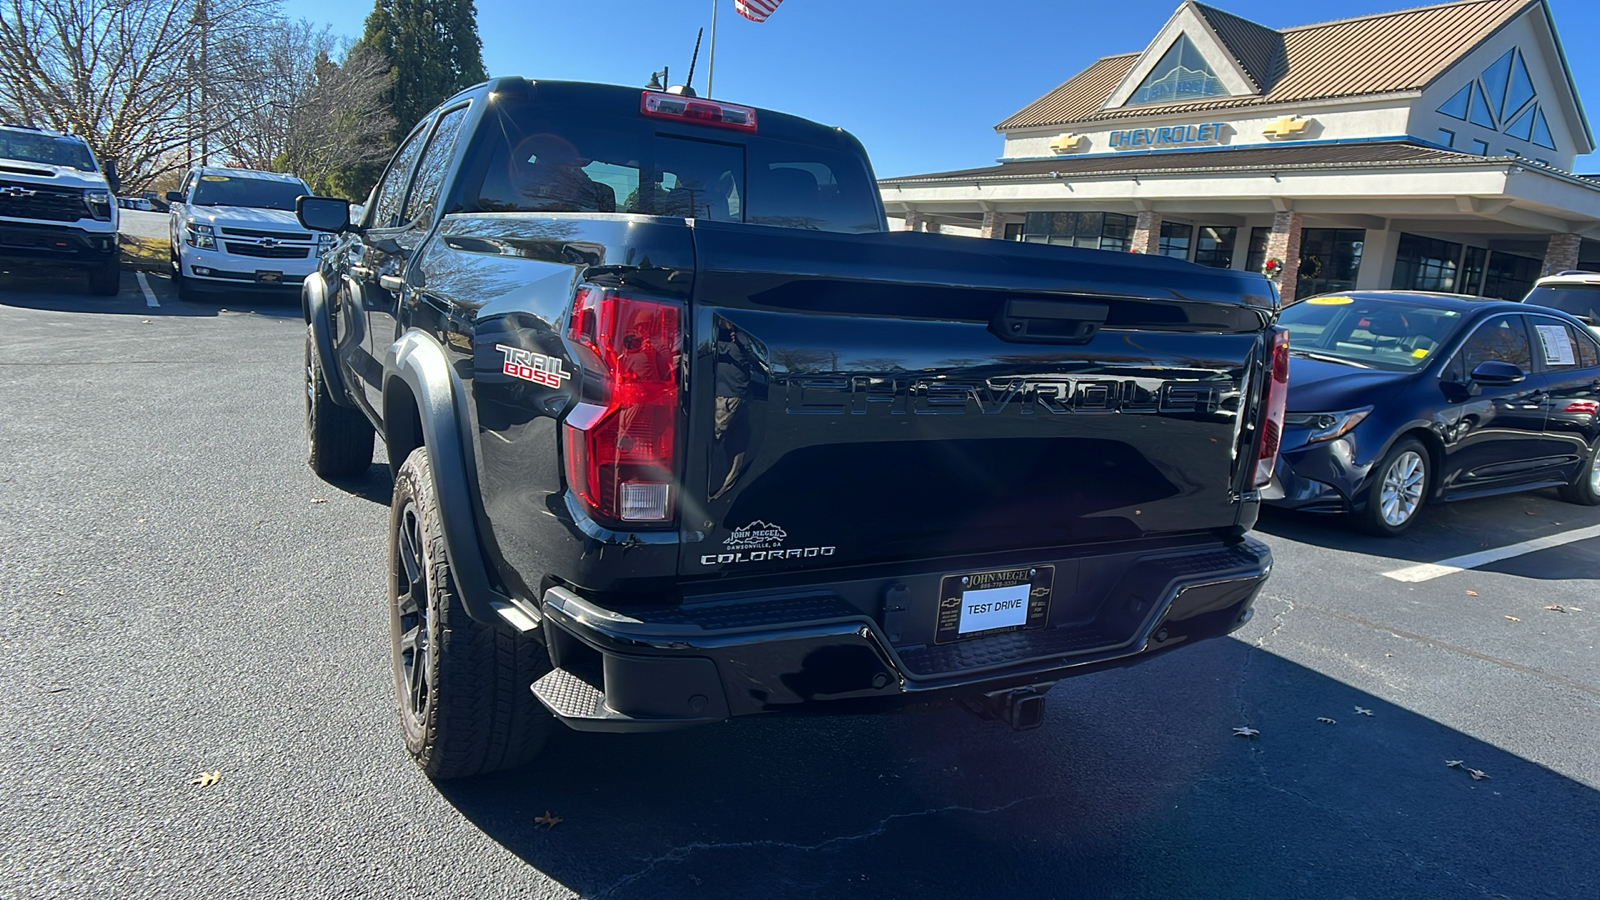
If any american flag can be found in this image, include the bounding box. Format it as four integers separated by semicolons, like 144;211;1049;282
735;0;784;22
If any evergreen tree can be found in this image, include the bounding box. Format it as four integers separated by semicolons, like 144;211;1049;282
358;0;487;145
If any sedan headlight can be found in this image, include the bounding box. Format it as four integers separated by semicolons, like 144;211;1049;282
185;223;215;250
1283;407;1372;443
83;189;113;221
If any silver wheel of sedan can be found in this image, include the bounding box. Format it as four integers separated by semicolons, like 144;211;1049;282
1379;450;1426;526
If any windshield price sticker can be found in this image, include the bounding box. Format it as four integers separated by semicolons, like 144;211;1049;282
935;566;1053;644
1535;324;1576;367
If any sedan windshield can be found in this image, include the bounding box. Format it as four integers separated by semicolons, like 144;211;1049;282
0;131;96;172
1524;284;1600;325
190;175;309;211
1279;296;1465;371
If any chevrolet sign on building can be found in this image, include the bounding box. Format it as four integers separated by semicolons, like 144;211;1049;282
882;0;1600;303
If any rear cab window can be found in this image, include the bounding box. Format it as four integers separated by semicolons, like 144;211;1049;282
462;92;882;234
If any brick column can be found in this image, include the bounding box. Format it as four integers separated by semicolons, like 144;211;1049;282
980;209;1007;239
1130;211;1161;254
903;210;924;232
1543;233;1582;276
1265;210;1304;302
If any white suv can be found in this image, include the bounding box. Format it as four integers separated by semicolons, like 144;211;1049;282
167;167;330;298
1522;271;1600;338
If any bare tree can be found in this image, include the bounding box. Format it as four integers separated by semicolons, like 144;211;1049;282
210;22;393;197
0;0;280;187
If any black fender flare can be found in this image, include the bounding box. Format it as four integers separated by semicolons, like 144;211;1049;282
302;272;353;406
385;330;514;625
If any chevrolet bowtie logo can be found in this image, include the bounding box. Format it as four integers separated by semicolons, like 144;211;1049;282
1049;133;1088;155
0;186;37;198
257;238;279;249
1262;116;1313;140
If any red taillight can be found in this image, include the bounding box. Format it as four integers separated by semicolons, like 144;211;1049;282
562;287;682;525
1252;327;1291;488
1564;400;1599;415
641;91;758;131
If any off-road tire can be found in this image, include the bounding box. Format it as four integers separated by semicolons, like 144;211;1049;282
88;258;120;296
1557;441;1600;506
1354;438;1429;537
304;330;373;477
390;448;553;780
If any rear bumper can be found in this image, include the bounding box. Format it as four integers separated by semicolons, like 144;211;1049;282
0;222;118;269
531;536;1272;732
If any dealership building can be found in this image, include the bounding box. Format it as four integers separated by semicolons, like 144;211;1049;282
879;0;1600;302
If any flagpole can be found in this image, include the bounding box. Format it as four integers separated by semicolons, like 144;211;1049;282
707;0;717;98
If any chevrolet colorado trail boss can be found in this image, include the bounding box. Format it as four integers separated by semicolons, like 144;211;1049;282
0;124;121;295
296;78;1285;780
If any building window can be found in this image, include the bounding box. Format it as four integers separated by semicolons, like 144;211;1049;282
1470;139;1489;155
1158;222;1193;259
1246;226;1271;274
1480;251;1542;300
1461;246;1487;295
1003;222;1024;241
1192;226;1237;268
1021;211;1136;251
1435;128;1455;148
1125;34;1230;107
1435;48;1557;152
1295;228;1365;301
1392;233;1463;292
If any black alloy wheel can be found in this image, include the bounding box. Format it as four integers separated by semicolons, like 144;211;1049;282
303;330;373;477
393;499;431;723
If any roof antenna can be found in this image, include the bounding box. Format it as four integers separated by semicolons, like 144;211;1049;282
673;28;703;97
648;66;668;91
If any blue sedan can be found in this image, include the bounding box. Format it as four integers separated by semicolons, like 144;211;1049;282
1264;291;1600;535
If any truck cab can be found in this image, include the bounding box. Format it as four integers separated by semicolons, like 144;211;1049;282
0;124;120;296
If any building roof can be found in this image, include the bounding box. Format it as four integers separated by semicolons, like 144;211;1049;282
996;0;1533;131
878;139;1584;185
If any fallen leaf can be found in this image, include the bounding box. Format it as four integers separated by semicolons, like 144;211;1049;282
1504;615;1520;622
310;498;327;504
1465;590;1479;596
1545;605;1566;613
1467;768;1490;781
1446;760;1464;768
189;771;222;788
1524;510;1536;515
534;810;563;829
52;590;64;596
1355;706;1373;716
39;686;70;694
1317;717;1337;725
1232;726;1259;738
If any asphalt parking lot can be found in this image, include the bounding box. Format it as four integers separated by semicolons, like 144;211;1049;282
2;269;1597;900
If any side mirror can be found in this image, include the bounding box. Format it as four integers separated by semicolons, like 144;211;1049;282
165;190;183;203
297;195;352;233
1469;360;1527;386
103;159;122;194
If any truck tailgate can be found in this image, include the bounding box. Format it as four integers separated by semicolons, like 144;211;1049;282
680;223;1276;576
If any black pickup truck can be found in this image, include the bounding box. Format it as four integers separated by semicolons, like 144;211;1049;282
296;78;1285;780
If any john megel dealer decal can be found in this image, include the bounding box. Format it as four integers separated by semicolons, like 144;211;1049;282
701;520;836;566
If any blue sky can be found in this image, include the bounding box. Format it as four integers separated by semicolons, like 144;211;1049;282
281;0;1600;177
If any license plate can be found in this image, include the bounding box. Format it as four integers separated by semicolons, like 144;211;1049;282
934;566;1053;644
255;270;282;284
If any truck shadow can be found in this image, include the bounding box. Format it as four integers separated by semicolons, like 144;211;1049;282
437;638;1599;899
0;269;301;318
1257;491;1600;580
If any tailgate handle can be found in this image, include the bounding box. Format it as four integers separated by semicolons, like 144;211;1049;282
993;298;1108;344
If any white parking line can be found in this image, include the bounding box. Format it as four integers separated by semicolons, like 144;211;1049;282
135;272;160;308
1382;523;1600;583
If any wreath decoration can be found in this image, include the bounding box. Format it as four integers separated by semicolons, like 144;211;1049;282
1262;257;1283;278
1298;254;1323;280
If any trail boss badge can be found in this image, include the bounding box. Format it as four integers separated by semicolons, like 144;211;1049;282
496;344;570;389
